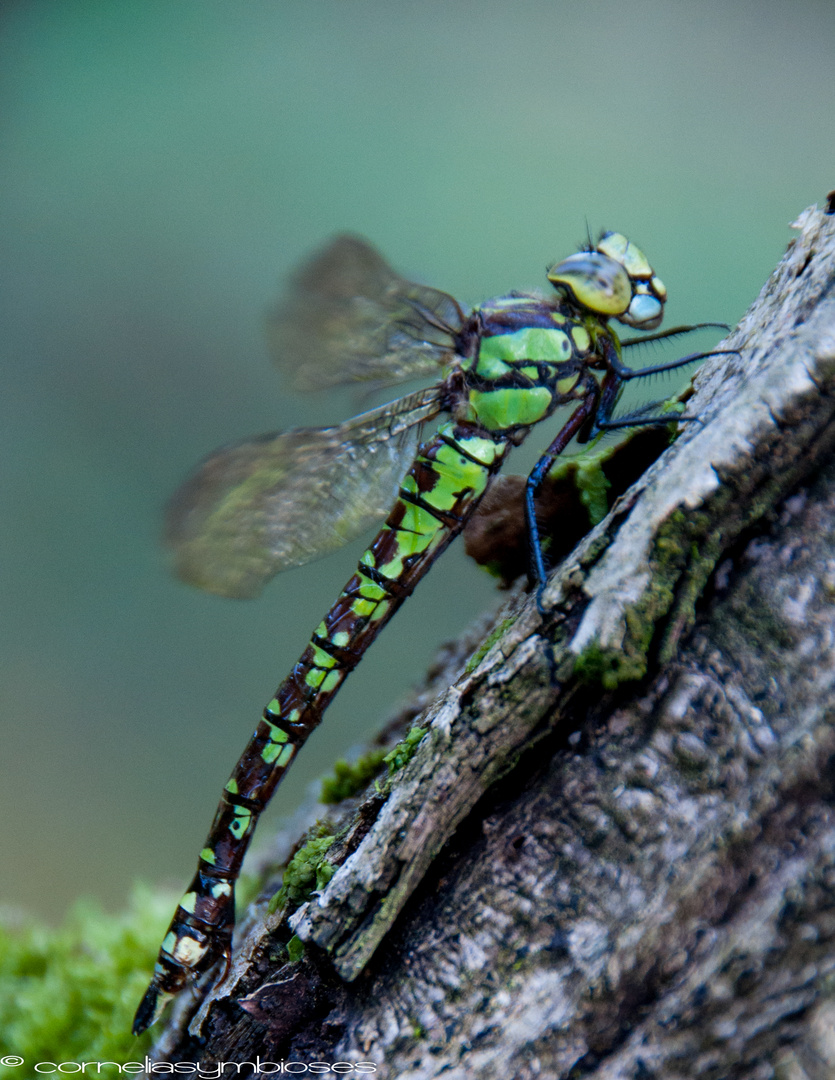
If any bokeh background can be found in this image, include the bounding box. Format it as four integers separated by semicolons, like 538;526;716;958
2;0;833;923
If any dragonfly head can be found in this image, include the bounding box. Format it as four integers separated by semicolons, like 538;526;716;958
547;232;666;330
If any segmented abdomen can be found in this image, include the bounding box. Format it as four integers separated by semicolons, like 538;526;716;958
133;421;509;1032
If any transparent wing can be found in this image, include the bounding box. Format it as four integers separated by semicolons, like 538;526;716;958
165;387;444;599
268;234;465;391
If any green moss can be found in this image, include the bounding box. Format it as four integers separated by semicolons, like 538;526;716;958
383;726;428;775
546;430;647;528
573;505;724;689
573;643;633;690
270;729;428;916
269;829;337;912
475;559;508;582
320;747;388;804
465;616;517;674
657;528;725;663
315;859;336;891
547;438;611;529
547;393;685;529
574;459;611;525
286;935;305;963
0;885;172;1065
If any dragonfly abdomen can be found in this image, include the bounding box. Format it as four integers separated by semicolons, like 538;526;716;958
133;421;510;1033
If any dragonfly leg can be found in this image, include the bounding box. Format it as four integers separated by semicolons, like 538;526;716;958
619;322;729;350
609;348;740;381
593;410;703;435
525;394;600;683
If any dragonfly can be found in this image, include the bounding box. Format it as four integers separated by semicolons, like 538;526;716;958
134;231;727;1034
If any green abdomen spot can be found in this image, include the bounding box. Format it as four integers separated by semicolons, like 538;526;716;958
468;386;553;430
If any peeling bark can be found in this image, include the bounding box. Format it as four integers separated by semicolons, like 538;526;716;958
146;204;835;1079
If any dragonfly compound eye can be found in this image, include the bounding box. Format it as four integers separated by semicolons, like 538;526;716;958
547;251;632;317
621;290;664;329
594;232;666;330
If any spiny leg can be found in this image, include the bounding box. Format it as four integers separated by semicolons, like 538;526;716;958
587;345;741;439
619;322;729;350
524;392;601;682
593;410;701;435
609;347;739;381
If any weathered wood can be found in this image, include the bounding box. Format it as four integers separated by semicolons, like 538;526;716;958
147;204;835;1077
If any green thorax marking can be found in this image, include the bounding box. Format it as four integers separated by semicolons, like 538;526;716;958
460;295;600;433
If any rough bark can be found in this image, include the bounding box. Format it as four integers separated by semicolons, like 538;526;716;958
147;203;835;1079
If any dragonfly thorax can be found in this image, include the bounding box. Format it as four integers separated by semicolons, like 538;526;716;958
455;295;610;434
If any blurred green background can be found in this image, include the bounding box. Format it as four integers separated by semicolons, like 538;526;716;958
1;0;833;922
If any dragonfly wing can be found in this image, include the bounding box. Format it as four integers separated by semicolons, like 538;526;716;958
165;388;444;599
268;235;465;390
